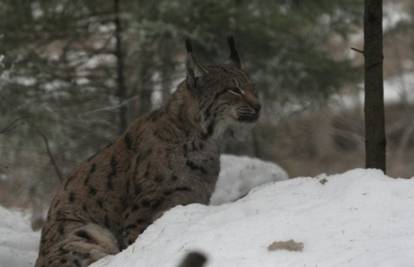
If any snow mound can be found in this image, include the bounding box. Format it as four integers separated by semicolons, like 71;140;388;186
0;207;40;267
210;155;288;205
93;169;414;267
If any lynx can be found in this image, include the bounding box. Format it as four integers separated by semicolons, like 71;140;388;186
35;37;261;267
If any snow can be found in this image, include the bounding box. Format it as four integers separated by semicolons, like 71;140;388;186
92;169;414;267
0;207;40;267
211;155;288;205
2;158;414;267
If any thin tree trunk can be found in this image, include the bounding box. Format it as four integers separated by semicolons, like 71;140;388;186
160;57;172;104
27;121;64;182
114;0;127;134
137;50;154;115
160;52;172;105
364;0;386;172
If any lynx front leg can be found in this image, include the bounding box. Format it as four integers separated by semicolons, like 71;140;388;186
37;223;120;267
64;223;119;262
120;211;151;247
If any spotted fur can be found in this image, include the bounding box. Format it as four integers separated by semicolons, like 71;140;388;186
35;38;260;267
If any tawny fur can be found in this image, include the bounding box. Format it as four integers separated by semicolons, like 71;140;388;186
35;63;260;267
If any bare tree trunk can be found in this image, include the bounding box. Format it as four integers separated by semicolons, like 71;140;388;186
114;0;127;134
28;121;64;182
160;59;172;104
364;0;386;172
159;37;173;104
136;49;155;115
138;63;153;114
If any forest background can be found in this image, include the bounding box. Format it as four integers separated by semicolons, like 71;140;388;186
1;0;413;210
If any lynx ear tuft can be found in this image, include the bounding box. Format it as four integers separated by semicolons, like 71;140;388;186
227;36;242;69
185;39;208;90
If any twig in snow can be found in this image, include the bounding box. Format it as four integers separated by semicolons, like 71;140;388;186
268;239;304;252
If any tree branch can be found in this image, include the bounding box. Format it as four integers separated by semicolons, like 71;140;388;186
26;121;64;182
0;118;26;134
350;47;364;54
1;117;64;182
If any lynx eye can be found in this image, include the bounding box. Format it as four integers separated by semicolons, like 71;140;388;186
227;87;244;96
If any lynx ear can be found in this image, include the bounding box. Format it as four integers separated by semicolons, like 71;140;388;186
227;36;242;69
185;39;208;90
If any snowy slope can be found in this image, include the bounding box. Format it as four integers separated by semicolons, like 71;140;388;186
92;169;414;267
0;207;40;267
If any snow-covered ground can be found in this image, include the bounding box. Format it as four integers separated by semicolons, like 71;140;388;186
211;155;288;205
0;207;40;267
92;169;414;267
2;158;414;267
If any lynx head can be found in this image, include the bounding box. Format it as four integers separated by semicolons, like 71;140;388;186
185;37;261;138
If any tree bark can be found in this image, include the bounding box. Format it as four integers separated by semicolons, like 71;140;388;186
114;0;128;134
160;51;173;104
136;48;154;115
364;0;386;172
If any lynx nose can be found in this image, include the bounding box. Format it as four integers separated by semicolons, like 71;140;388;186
237;104;260;123
252;102;261;112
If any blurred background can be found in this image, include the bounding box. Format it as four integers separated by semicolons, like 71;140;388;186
0;0;413;212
